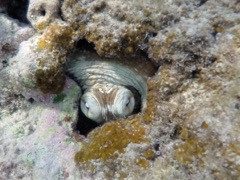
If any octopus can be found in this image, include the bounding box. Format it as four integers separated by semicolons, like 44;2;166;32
66;51;157;134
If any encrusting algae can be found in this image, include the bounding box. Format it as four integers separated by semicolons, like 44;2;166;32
36;24;76;52
34;24;78;94
174;127;206;165
74;119;149;164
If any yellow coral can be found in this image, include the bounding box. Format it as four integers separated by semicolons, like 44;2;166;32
174;137;205;165
74;119;148;164
135;157;149;169
36;20;49;31
37;25;75;52
34;24;77;94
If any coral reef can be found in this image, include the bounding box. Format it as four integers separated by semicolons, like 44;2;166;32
0;79;82;179
61;0;162;57
34;22;78;94
74;118;156;178
0;14;34;70
75;119;148;162
0;0;240;179
1;22;78;94
27;0;61;29
71;0;240;178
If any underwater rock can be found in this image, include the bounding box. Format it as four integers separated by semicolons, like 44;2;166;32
1;21;77;96
0;78;81;179
0;13;34;70
0;0;240;179
61;0;165;57
27;0;61;30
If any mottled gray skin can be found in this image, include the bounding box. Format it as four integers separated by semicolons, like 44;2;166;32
67;55;147;123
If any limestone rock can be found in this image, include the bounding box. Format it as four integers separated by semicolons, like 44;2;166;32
27;0;61;29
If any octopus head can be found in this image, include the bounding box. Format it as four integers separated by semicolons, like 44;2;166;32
80;84;136;123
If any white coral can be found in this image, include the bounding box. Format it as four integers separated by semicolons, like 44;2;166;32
27;0;60;28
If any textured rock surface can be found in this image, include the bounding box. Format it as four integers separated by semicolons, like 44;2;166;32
0;14;34;70
0;79;81;179
0;0;240;179
27;0;61;29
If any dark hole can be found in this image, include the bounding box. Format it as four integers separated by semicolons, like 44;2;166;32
28;98;35;103
2;60;8;67
149;32;158;38
143;32;157;43
211;31;218;41
154;143;160;151
235;103;240;110
139;49;149;59
40;10;46;16
196;0;208;7
76;39;96;51
75;104;100;136
190;69;201;79
125;85;142;114
170;125;182;139
3;0;30;24
13;94;24;99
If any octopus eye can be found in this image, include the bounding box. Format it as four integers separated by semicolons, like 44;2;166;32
113;88;135;118
80;92;102;123
125;98;130;107
85;102;89;110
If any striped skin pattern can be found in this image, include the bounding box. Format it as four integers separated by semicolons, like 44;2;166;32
67;54;148;123
80;83;135;123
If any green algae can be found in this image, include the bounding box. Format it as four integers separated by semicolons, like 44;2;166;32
53;93;67;103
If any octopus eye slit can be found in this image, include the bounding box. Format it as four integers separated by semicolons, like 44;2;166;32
85;102;89;110
125;98;130;107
